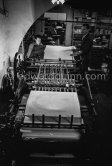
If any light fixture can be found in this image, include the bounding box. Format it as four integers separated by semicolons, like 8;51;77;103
51;0;65;5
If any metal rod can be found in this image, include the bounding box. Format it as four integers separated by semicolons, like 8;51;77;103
70;115;74;128
85;72;97;116
85;72;93;100
42;114;45;127
58;115;61;128
37;64;42;83
32;114;35;127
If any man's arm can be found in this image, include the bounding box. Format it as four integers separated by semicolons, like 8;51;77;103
26;43;34;58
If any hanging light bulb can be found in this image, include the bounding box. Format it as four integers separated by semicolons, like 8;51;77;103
51;0;65;5
57;0;60;4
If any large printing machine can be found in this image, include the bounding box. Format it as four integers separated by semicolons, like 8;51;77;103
0;45;98;165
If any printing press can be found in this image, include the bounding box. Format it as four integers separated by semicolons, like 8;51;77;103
0;45;97;165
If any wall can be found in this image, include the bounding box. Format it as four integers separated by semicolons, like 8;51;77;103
4;0;35;62
0;0;9;83
0;0;35;85
0;0;55;86
34;0;55;20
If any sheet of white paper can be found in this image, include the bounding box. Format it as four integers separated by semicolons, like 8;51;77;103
24;91;81;124
44;45;75;60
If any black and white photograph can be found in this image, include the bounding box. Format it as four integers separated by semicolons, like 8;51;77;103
0;0;112;165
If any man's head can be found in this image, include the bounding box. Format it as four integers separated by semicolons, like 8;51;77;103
82;23;90;35
34;34;42;45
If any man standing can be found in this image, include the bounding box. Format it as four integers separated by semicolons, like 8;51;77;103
80;23;93;73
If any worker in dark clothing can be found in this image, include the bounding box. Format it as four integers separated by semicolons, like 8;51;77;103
80;23;93;73
26;34;46;59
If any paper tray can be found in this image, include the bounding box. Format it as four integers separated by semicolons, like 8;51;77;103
24;91;81;124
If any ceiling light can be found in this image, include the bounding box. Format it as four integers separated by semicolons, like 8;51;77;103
51;0;65;5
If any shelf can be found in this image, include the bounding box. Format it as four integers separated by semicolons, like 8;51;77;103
72;12;112;48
